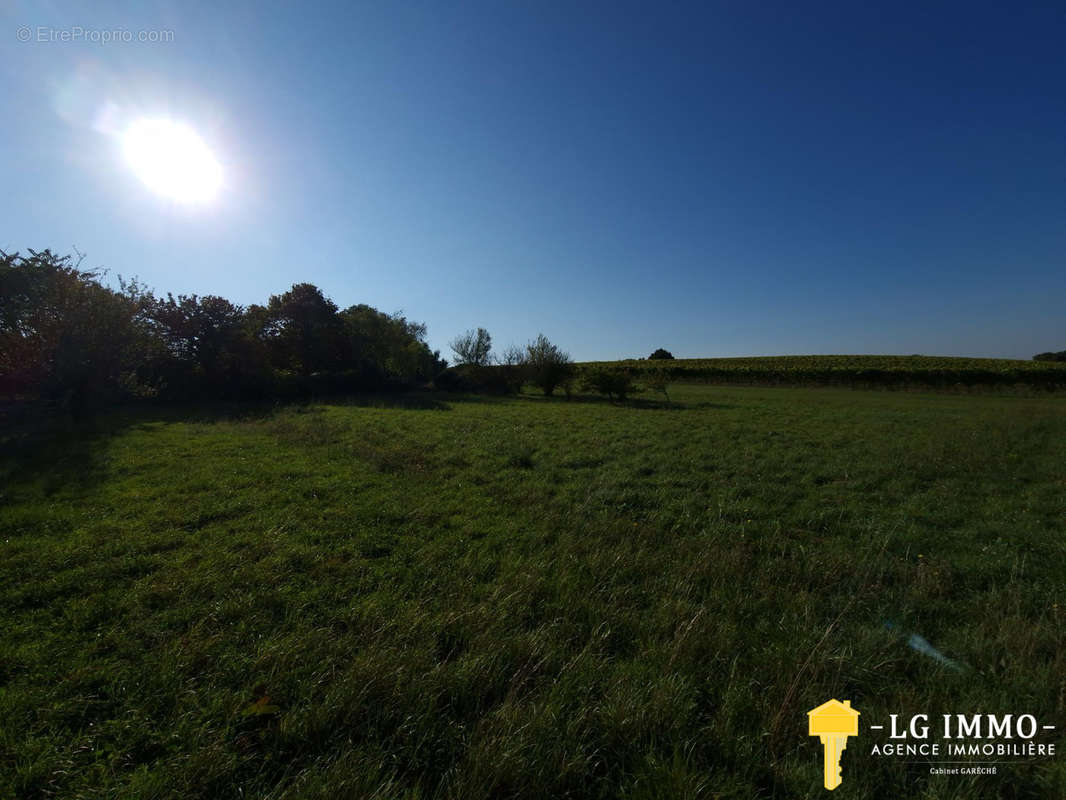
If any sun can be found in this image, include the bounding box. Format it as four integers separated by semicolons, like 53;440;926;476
122;118;222;204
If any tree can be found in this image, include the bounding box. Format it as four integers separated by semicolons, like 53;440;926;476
340;304;443;383
450;327;493;366
149;294;245;369
150;295;239;363
144;293;265;397
525;333;575;396
256;283;347;375
497;344;528;393
2;249;454;409
649;348;675;360
0;249;153;415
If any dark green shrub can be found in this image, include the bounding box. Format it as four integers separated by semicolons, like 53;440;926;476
434;367;476;393
582;368;638;401
433;365;513;394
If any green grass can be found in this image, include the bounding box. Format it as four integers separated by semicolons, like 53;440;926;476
1;385;1064;798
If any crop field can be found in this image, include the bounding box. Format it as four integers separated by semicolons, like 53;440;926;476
2;385;1065;798
582;355;1066;390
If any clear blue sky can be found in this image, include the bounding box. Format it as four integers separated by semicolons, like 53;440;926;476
2;1;1063;360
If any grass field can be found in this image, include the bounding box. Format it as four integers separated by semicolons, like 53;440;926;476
2;385;1065;798
581;355;1066;390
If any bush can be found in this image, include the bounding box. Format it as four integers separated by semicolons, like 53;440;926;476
433;365;513;394
649;348;675;360
582;368;638;401
433;367;476;393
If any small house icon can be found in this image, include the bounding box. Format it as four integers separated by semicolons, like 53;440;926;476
807;699;860;735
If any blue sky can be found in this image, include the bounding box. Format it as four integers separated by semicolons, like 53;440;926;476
2;1;1063;360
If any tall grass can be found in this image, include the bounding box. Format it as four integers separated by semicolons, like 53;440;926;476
1;386;1064;798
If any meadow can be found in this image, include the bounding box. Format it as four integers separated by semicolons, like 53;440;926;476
2;384;1064;798
582;355;1066;390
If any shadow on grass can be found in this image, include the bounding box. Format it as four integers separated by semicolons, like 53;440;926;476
0;413;122;497
0;390;455;495
138;391;456;420
683;400;738;410
512;392;735;410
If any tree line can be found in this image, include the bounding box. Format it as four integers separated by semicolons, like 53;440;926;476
1;249;447;416
2;248;646;417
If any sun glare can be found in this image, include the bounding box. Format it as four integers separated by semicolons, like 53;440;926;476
122;119;222;204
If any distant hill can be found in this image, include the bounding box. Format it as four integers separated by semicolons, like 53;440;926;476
579;355;1066;389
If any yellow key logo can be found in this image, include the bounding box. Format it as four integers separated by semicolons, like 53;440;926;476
808;699;860;790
